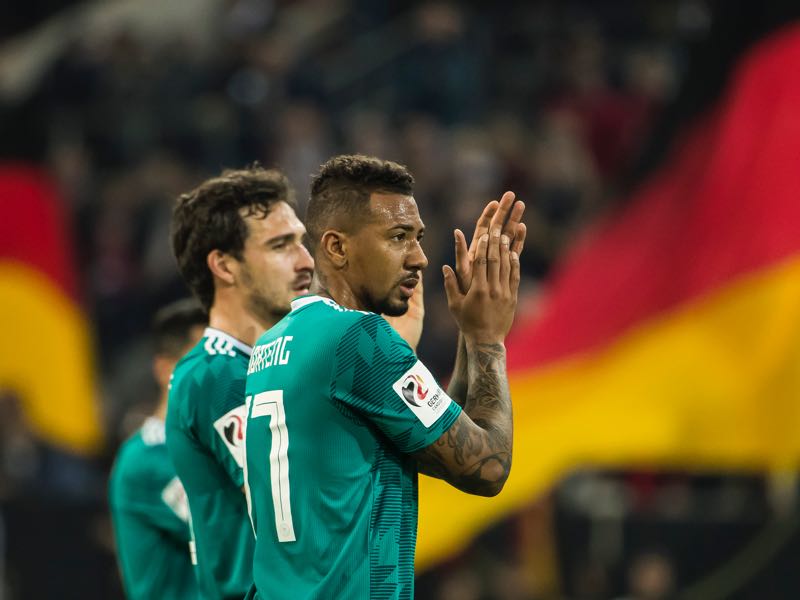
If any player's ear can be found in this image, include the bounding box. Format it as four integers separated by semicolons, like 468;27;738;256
207;249;237;284
320;230;348;269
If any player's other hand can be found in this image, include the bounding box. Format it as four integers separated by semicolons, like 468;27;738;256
453;191;526;294
384;276;425;352
443;191;526;344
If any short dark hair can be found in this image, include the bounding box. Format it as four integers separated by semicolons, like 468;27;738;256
152;298;207;358
306;154;414;247
171;166;295;310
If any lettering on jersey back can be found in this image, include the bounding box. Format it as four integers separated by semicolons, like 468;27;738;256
248;336;293;375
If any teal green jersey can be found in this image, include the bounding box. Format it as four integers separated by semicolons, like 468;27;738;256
244;296;462;600
109;417;197;600
166;327;255;600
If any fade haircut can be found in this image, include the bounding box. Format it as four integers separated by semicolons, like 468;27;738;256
171;166;295;310
152;298;207;359
306;155;414;249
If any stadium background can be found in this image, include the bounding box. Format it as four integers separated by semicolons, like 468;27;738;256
2;0;800;598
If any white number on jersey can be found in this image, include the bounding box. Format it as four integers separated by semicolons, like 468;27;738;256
244;390;296;543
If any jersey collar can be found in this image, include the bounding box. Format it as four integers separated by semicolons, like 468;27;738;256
290;295;326;312
203;327;253;356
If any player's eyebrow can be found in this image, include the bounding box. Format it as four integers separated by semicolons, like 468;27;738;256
265;232;297;246
388;224;425;233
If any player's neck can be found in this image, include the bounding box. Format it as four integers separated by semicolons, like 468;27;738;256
317;279;367;312
208;292;274;347
152;391;168;421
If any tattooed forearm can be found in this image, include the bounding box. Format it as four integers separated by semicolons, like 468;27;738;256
457;452;512;496
464;342;511;443
416;415;511;496
415;341;513;496
446;333;468;407
460;342;512;490
415;449;451;480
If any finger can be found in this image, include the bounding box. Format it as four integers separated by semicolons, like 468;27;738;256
454;229;470;292
489;191;516;239
442;265;462;306
469;201;498;258
408;273;424;314
510;250;521;299
487;226;502;287
472;233;489;288
511;222;527;256
503;200;526;239
499;233;511;287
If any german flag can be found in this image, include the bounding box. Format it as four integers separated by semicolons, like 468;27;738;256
0;163;102;455
417;22;800;569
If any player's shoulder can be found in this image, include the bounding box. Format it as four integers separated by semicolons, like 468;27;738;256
112;419;171;488
112;430;145;480
172;328;250;394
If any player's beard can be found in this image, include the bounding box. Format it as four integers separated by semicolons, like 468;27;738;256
369;286;409;317
246;290;289;324
375;271;420;316
240;266;291;325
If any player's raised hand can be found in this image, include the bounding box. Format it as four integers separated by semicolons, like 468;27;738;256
454;192;526;294
443;192;524;344
383;275;425;352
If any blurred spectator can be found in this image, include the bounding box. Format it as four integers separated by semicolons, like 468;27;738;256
614;551;676;600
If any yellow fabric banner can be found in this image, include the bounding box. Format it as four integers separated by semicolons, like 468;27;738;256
416;255;800;570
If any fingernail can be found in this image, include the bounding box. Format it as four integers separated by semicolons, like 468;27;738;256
511;251;519;260
501;235;509;245
491;229;501;237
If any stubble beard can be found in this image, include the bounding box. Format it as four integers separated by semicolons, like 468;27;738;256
373;289;409;317
246;289;289;325
240;266;290;326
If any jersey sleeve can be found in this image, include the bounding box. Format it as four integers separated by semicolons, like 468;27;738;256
332;313;462;454
196;360;248;488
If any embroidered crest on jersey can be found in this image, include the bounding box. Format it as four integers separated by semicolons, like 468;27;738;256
392;360;452;427
213;405;248;468
161;476;191;523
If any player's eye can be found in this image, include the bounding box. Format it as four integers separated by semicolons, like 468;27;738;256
391;232;406;241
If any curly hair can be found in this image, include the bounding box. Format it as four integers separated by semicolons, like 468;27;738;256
305;154;414;248
170;166;295;310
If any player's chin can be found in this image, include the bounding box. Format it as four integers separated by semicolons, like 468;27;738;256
381;294;409;317
291;286;310;299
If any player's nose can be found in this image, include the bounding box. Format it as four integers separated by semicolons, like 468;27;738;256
407;240;428;271
296;243;315;272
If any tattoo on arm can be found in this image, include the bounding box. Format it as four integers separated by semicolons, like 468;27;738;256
446;333;468;407
417;342;512;496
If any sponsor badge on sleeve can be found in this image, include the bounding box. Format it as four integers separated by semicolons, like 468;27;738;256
392;360;452;427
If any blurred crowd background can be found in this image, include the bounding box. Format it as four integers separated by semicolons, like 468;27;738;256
2;1;800;599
